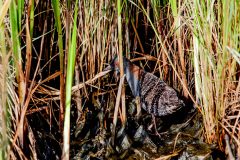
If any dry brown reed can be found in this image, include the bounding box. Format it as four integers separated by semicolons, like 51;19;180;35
1;0;239;158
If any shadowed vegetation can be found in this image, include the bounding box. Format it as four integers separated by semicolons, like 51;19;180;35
0;0;239;159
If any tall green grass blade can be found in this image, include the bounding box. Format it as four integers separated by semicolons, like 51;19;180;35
63;0;78;159
9;0;26;148
0;0;8;158
52;0;65;131
9;0;21;76
18;0;24;31
169;0;179;35
30;0;34;37
190;0;240;143
52;0;64;71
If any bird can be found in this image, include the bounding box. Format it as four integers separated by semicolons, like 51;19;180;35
104;56;185;135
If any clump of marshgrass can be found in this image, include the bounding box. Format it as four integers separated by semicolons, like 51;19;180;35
1;0;24;159
1;0;51;159
1;0;239;159
188;0;240;146
135;0;240;151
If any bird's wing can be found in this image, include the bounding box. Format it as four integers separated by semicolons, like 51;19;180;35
156;85;184;116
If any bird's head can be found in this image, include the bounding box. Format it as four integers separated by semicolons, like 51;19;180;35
104;56;142;97
104;56;130;80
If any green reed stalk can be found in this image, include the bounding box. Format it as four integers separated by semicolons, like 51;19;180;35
29;0;34;37
191;0;240;143
62;1;78;159
18;0;24;31
0;0;9;158
52;0;65;131
9;0;21;79
192;0;219;143
9;0;26;148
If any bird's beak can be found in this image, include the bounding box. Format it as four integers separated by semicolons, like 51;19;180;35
103;65;113;72
103;64;120;81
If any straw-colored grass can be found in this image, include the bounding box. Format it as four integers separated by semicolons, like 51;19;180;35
0;0;239;159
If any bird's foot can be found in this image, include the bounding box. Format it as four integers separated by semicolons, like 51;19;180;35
155;130;162;139
151;114;163;139
147;124;161;137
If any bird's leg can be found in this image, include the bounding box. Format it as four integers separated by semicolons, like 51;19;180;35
135;96;141;120
152;114;161;138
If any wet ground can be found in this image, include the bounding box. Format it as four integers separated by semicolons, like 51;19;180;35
70;97;225;160
27;95;225;160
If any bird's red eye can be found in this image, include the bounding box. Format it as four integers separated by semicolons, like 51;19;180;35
114;61;119;67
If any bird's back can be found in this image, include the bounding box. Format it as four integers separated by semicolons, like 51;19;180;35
106;56;184;116
140;71;184;116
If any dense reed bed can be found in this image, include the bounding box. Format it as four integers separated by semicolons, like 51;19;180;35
0;0;239;159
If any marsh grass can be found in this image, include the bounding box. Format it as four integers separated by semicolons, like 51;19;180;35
0;0;239;159
138;0;240;148
189;0;240;146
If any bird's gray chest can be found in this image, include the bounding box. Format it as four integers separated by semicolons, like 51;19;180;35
125;68;141;97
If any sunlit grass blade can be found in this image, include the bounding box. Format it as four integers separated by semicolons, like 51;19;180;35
9;0;21;78
18;0;24;31
0;0;11;24
62;0;78;159
29;0;34;37
190;0;240;145
52;0;65;132
9;0;26;148
0;0;8;158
